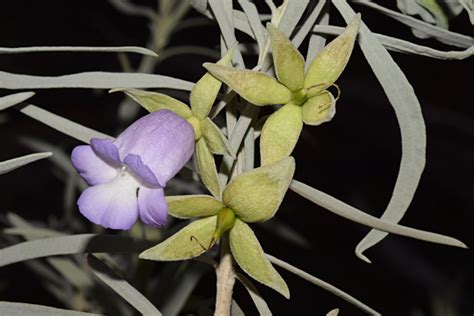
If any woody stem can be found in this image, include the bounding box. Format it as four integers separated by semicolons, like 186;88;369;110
214;233;235;316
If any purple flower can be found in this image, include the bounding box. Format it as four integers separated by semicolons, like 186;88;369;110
71;110;195;230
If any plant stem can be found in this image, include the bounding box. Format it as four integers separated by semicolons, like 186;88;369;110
214;234;235;316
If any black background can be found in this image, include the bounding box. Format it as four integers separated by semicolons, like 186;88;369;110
0;1;473;315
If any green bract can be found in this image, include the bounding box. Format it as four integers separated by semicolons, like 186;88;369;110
112;46;236;198
205;15;361;166
139;157;295;298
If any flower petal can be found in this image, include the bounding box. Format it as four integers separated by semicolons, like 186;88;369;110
77;173;139;230
124;153;162;187
138;187;168;227
90;138;121;167
114;110;195;185
71;145;117;185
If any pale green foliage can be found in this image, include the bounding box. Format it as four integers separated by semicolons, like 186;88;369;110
260;104;303;165
203;64;292;106
229;219;289;298
139;216;217;261
223;157;295;222
166;195;224;219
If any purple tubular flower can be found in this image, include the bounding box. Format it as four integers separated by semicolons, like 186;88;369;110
71;110;195;230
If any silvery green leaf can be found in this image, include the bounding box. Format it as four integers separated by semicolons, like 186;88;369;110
87;255;161;316
0;152;52;174
19;104;111;144
0;46;157;56
166;194;224;219
276;0;309;37
314;25;474;60
397;0;448;30
352;0;473;48
290;180;467;251
229;219;289;298
111;88;192;118
0;302;102;316
333;0;433;263
292;0;328;48
223;157;295;223
327;309;340;316
0;71;194;90
0;92;35;111
306;5;330;69
459;0;474;24
208;0;245;66
196;138;222;198
190;0;208;14
0;234;152;267
139;216;217;261
238;0;267;59
203;64;292;106
266;254;380;315
0;152;51;175
235;272;272;316
108;0;156;19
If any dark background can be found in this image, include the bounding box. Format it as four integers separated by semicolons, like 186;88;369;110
0;1;472;315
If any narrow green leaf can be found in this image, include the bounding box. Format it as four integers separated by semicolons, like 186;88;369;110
353;0;472;48
87;255;161;316
333;0;430;263
0;302;102;316
166;194;224;219
0;46;158;56
223;157;295;223
139;216;217;261
267;23;305;91
111;88;192;118
235;272;273;316
260;104;303;165
196;138;222;198
304;14;360;92
20;104;111;144
290;179;467;251
0;234;152;267
190;45;235;119
0;71;195;90
0;152;52;175
267;254;380;315
203;64;292;106
229;219;289;298
301;91;336;126
202;118;234;156
0;91;35;111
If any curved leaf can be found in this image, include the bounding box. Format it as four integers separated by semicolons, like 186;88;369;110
202;117;234;156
